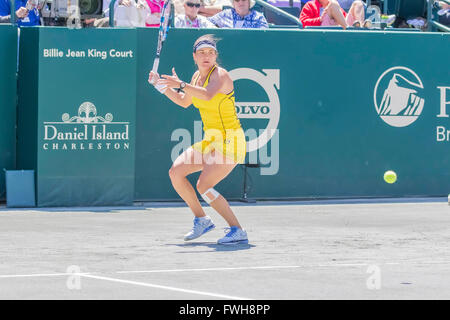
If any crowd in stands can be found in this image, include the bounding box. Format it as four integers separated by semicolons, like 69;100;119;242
0;0;40;26
434;1;450;26
300;0;369;29
0;0;449;30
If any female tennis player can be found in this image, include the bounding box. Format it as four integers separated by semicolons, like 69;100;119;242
148;34;248;245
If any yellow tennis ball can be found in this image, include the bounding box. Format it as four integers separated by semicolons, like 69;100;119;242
384;170;397;184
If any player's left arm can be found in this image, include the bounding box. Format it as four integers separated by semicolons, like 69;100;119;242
150;69;193;108
159;67;229;101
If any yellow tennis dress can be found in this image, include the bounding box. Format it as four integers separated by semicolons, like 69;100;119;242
191;65;246;164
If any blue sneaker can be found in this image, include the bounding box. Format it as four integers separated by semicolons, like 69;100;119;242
217;226;248;245
184;216;215;241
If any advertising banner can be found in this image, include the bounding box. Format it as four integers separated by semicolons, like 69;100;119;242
135;29;450;200
17;27;137;206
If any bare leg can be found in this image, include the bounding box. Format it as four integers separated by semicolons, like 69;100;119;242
196;151;242;228
327;0;348;29
169;147;205;217
348;0;365;23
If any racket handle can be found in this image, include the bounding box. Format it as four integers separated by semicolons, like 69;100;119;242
152;58;159;74
150;58;160;84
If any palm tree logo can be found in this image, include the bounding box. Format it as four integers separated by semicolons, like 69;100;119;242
62;102;113;123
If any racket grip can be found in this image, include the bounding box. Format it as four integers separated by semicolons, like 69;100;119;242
150;59;160;84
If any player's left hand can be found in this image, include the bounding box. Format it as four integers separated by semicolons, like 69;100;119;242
159;68;182;89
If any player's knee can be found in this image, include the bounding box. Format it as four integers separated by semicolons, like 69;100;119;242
196;178;208;194
168;166;181;181
197;177;218;195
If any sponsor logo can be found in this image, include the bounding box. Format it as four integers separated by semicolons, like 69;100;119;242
42;102;130;151
374;67;450;142
374;66;425;127
229;68;280;152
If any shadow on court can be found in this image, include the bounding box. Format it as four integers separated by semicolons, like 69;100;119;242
166;242;256;252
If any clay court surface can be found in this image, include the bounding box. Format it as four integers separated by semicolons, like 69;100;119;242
0;198;449;300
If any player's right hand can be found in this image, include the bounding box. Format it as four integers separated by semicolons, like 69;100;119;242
148;71;160;85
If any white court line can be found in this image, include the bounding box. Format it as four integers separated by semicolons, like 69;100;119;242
116;264;377;274
317;263;368;267
0;263;410;279
80;274;251;300
0;272;90;279
416;261;450;265
116;265;302;274
1;261;448;280
0;266;301;279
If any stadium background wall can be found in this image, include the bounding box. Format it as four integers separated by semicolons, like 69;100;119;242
135;28;450;201
0;25;17;201
0;26;448;205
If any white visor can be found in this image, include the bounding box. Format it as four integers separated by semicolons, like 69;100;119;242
195;43;216;51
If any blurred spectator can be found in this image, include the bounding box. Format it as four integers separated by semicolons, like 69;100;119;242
145;0;164;27
266;0;303;7
340;1;396;27
199;0;233;17
337;0;355;11
343;0;366;26
175;0;216;27
118;0;151;26
438;1;450;26
0;0;40;26
209;0;268;28
0;5;28;23
85;0;152;28
380;14;396;26
173;0;186;15
406;16;427;30
300;0;368;29
404;1;448;30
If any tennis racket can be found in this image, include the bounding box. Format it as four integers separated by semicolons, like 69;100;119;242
150;0;172;90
